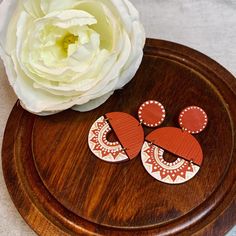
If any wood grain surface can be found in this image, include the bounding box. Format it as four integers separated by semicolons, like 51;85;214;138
2;39;236;236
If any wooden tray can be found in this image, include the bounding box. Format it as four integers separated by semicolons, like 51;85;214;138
2;39;236;236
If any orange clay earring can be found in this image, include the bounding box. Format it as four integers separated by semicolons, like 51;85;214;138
88;100;166;163
88;112;144;163
141;106;208;184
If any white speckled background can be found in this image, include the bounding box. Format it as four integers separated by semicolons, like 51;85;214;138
0;0;236;235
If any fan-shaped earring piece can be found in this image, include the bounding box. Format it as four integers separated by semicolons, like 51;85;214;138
88;112;144;163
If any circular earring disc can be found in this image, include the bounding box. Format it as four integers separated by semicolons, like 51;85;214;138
138;100;165;127
179;106;208;134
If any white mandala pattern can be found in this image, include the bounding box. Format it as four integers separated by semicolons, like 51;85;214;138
88;116;129;163
141;141;200;184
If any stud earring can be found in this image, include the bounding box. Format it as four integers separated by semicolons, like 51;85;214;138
141;106;208;184
138;100;166;127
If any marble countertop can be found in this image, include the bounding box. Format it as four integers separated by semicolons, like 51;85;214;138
0;0;236;235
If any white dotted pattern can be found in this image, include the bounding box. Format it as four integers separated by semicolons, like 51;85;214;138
179;106;208;134
88;116;129;163
141;141;200;184
138;100;165;127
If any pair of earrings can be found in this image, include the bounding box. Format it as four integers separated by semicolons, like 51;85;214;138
88;100;208;184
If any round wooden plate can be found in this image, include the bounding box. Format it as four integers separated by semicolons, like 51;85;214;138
2;39;236;236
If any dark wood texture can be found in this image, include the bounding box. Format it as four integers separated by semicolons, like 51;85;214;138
2;39;236;236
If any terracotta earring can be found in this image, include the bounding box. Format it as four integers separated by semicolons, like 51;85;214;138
88;112;144;163
138;100;166;127
141;106;208;184
88;100;165;163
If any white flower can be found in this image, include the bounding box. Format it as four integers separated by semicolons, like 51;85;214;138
0;0;145;115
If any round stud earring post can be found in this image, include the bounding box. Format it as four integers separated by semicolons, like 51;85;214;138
138;100;166;127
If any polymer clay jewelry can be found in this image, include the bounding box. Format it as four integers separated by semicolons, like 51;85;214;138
88;112;144;163
88;101;208;184
138;100;166;127
88;100;165;163
141;106;208;184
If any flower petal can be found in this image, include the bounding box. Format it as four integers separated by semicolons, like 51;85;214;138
0;49;17;86
23;0;44;18
43;10;97;28
0;0;22;86
0;0;19;48
41;0;81;14
82;30;131;97
0;0;145;114
72;91;114;112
